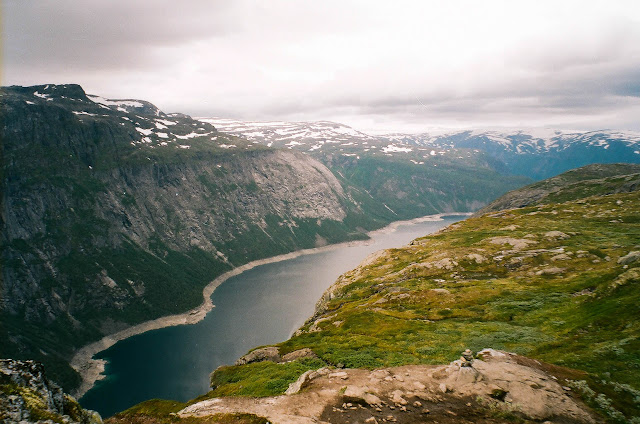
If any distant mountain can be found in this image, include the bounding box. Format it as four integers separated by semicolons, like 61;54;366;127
202;118;640;180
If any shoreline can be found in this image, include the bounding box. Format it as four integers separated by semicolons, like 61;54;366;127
70;212;470;399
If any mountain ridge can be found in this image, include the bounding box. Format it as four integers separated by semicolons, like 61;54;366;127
202;117;640;180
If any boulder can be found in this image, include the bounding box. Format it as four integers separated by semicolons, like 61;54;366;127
618;251;640;265
281;348;317;362
235;346;281;365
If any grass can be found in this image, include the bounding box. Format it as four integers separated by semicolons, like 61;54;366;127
205;358;326;398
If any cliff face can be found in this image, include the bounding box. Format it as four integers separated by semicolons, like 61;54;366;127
0;359;101;424
0;84;366;389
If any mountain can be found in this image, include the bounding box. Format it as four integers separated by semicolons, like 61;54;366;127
202;118;640;180
392;128;640;180
0;84;527;392
0;84;373;390
163;164;640;423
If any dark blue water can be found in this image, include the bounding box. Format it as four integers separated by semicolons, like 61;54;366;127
80;215;464;417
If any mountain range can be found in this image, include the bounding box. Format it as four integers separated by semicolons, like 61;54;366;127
202;118;640;180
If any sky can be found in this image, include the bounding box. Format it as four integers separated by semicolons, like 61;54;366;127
3;0;640;133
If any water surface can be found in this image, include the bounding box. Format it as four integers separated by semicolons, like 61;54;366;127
80;215;464;416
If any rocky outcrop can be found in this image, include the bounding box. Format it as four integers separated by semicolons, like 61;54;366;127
0;359;101;424
235;347;317;366
180;350;598;424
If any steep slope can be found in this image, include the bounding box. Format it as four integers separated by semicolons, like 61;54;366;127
187;168;640;422
0;359;101;424
0;84;374;390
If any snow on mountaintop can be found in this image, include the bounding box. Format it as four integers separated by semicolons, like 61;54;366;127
197;117;640;179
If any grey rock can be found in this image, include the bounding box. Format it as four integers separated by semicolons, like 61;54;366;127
0;359;102;424
618;251;640;265
235;346;281;365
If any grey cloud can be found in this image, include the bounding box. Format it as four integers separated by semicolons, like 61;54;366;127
4;0;235;72
4;0;640;132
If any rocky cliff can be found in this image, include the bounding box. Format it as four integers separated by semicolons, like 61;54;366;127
0;359;101;424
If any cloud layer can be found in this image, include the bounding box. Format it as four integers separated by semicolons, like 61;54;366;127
4;0;640;132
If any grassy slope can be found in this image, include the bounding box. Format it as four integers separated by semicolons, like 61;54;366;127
200;175;640;422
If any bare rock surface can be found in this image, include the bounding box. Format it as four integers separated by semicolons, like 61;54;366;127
0;359;101;424
179;350;599;424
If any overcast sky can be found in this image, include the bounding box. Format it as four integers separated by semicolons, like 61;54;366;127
4;1;640;133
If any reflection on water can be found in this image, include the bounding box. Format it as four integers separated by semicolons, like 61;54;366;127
80;215;464;417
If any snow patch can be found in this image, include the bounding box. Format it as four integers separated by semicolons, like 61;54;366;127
382;144;413;153
136;127;153;136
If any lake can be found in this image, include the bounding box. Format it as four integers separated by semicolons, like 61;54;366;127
79;214;465;417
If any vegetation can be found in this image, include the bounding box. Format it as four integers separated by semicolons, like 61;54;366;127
206;358;326;398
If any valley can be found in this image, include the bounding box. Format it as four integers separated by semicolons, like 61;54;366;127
2;84;640;423
0;84;525;392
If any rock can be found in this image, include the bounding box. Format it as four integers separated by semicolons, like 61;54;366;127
551;253;571;261
329;371;349;380
235;346;281;365
465;253;486;263
545;231;570;239
413;381;426;390
487;237;537;251
343;385;382;406
535;267;566;276
0;359;102;424
618;251;640;265
285;369;315;395
281;348;317;362
390;390;408;405
421;257;459;270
